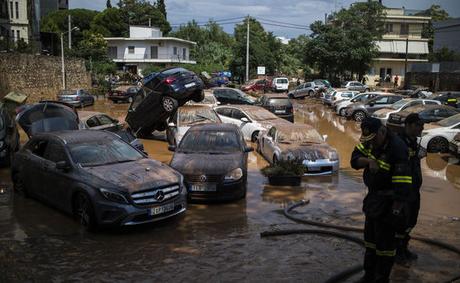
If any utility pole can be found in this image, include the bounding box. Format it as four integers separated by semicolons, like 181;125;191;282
61;33;66;89
404;37;408;87
149;18;151;27
68;14;72;49
245;15;250;82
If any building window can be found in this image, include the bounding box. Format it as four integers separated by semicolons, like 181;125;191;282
9;1;13;19
16;30;19;41
385;23;393;33
15;1;18;18
173;46;177;55
182;48;186;60
400;23;409;35
108;46;117;59
128;46;135;54
151;46;158;59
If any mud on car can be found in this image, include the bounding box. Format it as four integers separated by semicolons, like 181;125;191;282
126;67;205;138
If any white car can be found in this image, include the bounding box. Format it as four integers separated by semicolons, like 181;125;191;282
166;105;221;146
421;113;460;153
215;105;290;142
272;77;289;92
330;90;360;107
186;91;219;107
372;99;441;125
335;92;383;116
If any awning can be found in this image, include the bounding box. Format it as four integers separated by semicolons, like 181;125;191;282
376;40;429;54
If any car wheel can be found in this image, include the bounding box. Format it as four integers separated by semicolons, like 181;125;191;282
128;97;133;103
427;137;449;153
251;131;259;143
339;108;347;116
162;96;178;113
353;111;366;122
74;192;97;231
308;90;313;97
364;88;370;92
13;172;28;197
273;155;279;164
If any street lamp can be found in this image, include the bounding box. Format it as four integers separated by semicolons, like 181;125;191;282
61;26;79;90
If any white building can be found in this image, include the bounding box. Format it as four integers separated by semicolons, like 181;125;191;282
105;26;197;75
367;8;431;86
3;0;29;43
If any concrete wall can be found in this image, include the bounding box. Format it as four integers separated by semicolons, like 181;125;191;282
0;53;91;102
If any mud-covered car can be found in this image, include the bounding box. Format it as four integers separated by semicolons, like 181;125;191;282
449;133;460;157
344;94;403;122
254;93;294;122
108;85;143;104
11;130;187;230
166;105;221;146
126;67;204;137
57;89;95;107
257;123;339;175
186;91;219;107
169;123;252;201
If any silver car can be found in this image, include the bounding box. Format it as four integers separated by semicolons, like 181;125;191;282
372;98;441;125
341;81;370;92
288;82;316;98
257;123;339;175
57;89;95;107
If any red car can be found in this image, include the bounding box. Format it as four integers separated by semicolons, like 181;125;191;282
108;85;143;103
240;79;271;93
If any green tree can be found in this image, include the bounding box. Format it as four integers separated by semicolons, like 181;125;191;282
117;0;171;34
70;31;108;60
156;0;166;19
415;5;450;53
106;0;112;8
90;7;127;37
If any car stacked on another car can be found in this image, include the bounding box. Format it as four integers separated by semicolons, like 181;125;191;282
169;123;252;201
215;105;290;142
187;91;220;107
126;67;205;137
57;89;95;107
108;85;143;104
372;98;441;125
344;94;403;122
420;113;460;153
166;105;222;146
255;93;294;122
257;123;339;175
211;87;256;105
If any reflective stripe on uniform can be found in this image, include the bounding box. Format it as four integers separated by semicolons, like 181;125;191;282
364;241;376;249
447;98;457;102
392;176;412;184
356;144;391;171
376;249;396;257
395;233;405;239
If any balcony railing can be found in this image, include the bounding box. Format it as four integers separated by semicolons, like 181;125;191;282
383;32;423;39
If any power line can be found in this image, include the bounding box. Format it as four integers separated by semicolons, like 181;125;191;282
171;20;243;27
254;17;309;28
259;21;311;30
170;16;245;26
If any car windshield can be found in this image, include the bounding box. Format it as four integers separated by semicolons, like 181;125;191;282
437;113;460;127
247;109;279;121
277;129;324;144
179;130;241;153
391;99;410;110
179;108;220;126
69;139;143;167
276;78;288;84
351;94;365;102
127;87;138;94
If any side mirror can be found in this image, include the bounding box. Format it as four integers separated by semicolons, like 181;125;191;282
322;135;328;141
56;161;70;171
168;122;175;127
241;117;249;123
369;103;375;107
244;146;254;153
168;145;176;152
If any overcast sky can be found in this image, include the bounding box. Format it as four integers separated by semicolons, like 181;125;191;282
70;0;460;38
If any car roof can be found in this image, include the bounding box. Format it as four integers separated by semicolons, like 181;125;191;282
401;104;456;113
216;105;263;112
33;130;118;144
188;123;239;132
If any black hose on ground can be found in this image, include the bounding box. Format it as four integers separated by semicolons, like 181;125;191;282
260;199;460;283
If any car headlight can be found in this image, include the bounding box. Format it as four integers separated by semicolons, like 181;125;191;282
178;174;186;194
224;168;243;182
329;151;339;161
99;188;129;204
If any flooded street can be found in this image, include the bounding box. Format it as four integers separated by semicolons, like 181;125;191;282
1;98;459;282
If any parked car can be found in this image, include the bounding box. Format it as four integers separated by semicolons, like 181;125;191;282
271;77;289;92
344;94;403;122
240;79;270;93
78;111;144;152
335;92;381;116
187;91;219;107
257;123;339;175
126;67;204;137
0;106;20;166
215;105;290;142
387;105;460;134
432;91;460;108
341;81;370;92
372;99;441;125
323;90;358;106
108;85;143;104
211;87;256;105
330;91;360;108
420;113;460;153
288;82;316;99
313;79;332;90
254;93;294;122
449;133;460;157
166;105;222;146
57;89;95;107
169;123;252;201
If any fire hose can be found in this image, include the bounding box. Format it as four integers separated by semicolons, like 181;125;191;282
260;200;460;283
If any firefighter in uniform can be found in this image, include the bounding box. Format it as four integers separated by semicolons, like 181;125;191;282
351;117;412;283
446;92;458;108
395;113;425;264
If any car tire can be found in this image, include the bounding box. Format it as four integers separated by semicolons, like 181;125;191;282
74;192;97;231
339;108;347;116
308;90;313;97
13;172;28;197
162;96;178;113
251;131;259;143
353;111;366;122
427;137;449;153
273;155;278;164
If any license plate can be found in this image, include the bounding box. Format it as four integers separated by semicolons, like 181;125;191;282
185;82;196;88
275;110;286;114
150;203;175;216
190;184;216;192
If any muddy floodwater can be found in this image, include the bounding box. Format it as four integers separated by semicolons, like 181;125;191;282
0;98;459;282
